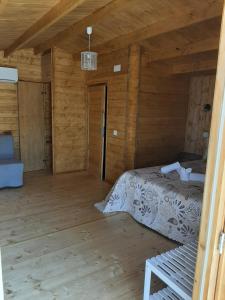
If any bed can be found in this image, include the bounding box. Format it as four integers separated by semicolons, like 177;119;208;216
96;160;205;244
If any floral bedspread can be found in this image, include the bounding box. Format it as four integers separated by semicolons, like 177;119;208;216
97;161;205;244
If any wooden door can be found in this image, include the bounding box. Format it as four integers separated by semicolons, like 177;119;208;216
193;2;225;299
18;81;45;172
88;85;106;179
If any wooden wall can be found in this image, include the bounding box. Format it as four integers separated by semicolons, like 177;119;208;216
52;47;87;173
0;48;215;178
135;54;189;168
86;48;129;182
0;48;87;173
85;48;213;182
184;74;216;155
0;49;42;159
125;44;141;170
41;51;52;83
0;49;42;82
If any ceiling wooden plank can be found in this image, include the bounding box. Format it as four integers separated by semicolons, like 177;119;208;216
149;37;219;62
0;0;7;14
34;0;122;55
4;0;88;57
79;2;222;55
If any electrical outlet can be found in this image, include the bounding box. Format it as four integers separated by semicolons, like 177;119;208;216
113;130;118;136
113;64;121;72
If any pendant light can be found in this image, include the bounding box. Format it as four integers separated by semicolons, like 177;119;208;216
81;26;97;71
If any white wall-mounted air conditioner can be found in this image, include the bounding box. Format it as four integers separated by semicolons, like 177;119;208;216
0;67;18;83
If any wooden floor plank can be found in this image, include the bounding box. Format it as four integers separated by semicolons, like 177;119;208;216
0;171;175;299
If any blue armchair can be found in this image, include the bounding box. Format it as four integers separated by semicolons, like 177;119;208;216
0;135;24;188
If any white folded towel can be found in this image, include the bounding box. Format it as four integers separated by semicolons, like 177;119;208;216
161;162;205;183
190;173;205;183
178;167;192;182
161;162;181;174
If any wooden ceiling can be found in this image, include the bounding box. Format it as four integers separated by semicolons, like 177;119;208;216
0;0;224;61
141;17;221;61
0;0;59;50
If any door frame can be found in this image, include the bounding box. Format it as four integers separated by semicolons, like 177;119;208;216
42;82;53;172
193;2;225;299
87;83;108;180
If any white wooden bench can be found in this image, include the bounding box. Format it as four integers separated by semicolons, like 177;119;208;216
0;249;4;300
143;241;198;300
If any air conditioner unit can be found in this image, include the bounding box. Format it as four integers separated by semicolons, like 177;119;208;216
0;67;18;83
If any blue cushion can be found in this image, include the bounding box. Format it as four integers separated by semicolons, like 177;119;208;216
0;135;24;188
0;159;24;188
0;135;14;159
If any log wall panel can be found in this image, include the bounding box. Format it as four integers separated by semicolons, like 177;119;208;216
86;48;129;183
41;51;52;82
52;47;87;173
135;54;189;168
184;74;216;155
125;44;140;170
0;49;42;82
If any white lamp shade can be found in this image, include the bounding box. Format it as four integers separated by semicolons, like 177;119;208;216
81;51;97;71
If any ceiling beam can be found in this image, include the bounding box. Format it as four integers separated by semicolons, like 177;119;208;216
77;3;222;56
149;37;219;62
172;59;217;74
4;0;88;57
34;0;122;55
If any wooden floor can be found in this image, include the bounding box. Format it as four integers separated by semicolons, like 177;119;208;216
0;171;175;299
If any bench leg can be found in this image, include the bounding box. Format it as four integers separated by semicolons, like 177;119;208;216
143;260;152;300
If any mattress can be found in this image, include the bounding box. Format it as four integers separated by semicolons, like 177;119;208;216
96;160;205;244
